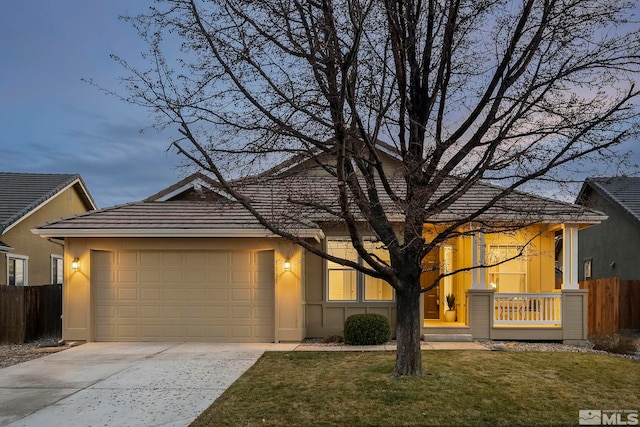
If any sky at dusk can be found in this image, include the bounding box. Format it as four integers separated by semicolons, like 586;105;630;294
0;1;182;208
0;2;638;208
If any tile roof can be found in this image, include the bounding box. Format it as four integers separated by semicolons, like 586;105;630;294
577;177;640;226
0;172;95;233
36;165;606;238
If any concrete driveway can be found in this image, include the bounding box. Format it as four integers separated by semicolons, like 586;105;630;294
0;342;297;427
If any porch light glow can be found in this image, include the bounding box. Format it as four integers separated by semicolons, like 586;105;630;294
283;260;291;271
72;257;79;271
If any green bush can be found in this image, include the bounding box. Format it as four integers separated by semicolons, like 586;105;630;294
344;313;391;345
590;330;639;355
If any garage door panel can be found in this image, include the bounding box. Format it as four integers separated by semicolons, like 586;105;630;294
93;249;274;342
185;252;207;266
254;306;274;319
163;270;183;283
117;252;138;266
95;287;116;301
140;306;161;317
162;252;183;265
163;306;183;318
254;288;273;301
139;325;162;338
231;270;252;284
117;306;138;318
117;288;138;301
185;289;209;300
140;288;161;300
232;288;252;301
231;252;252;266
117;270;138;283
140;270;162;283
211;307;229;318
163;288;184;301
231;325;251;337
209;289;229;300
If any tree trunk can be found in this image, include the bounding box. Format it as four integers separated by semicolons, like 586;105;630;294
392;282;422;377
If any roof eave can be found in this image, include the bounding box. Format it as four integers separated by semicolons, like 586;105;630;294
31;227;325;241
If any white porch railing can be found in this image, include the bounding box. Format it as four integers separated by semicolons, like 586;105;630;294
493;293;562;325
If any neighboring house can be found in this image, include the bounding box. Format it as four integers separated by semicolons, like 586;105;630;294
33;153;605;344
0;173;96;286
576;177;640;281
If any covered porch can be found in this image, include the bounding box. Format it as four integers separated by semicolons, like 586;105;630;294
421;223;589;344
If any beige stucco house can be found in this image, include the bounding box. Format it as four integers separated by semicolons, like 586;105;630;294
32;154;605;344
1;173;96;287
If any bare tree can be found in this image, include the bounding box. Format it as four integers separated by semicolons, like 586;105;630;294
113;0;640;376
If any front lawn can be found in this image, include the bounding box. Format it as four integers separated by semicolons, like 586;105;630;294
191;351;639;426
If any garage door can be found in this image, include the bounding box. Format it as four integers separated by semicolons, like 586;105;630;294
92;250;275;342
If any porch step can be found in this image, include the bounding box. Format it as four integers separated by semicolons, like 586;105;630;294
423;333;473;343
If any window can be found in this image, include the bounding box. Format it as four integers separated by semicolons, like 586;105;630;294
487;246;527;293
326;239;394;302
51;255;63;284
7;254;28;286
327;240;358;301
584;259;592;280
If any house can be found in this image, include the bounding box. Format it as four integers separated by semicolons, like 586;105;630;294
576;177;640;281
0;173;96;286
32;153;605;344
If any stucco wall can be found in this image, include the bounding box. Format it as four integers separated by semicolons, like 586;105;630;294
578;193;640;280
1;185;90;286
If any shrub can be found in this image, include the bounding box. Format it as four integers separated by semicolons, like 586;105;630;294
590;330;639;355
344;313;391;345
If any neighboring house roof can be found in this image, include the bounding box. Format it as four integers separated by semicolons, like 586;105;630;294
0;172;97;235
35;160;606;239
576;177;640;227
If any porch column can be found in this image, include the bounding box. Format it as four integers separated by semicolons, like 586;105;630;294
471;232;486;289
562;224;579;289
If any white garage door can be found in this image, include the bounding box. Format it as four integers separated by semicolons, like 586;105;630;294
92;250;275;342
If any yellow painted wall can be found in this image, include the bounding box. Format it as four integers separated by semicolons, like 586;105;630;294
63;237;305;342
1;184;92;285
421;224;557;324
435;225;556;295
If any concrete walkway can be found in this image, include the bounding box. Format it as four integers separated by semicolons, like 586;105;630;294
0;341;486;427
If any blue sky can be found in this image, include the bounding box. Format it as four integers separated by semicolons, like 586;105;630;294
0;2;637;208
0;1;182;208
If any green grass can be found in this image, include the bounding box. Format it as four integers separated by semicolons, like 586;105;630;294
191;351;639;426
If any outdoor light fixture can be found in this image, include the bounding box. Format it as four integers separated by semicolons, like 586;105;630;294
284;260;291;271
72;257;79;271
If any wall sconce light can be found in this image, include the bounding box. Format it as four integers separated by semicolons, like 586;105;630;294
71;257;79;271
283;260;291;271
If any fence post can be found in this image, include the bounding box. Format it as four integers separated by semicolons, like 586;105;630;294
561;289;589;345
467;289;494;340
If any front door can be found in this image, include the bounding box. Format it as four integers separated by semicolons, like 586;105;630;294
421;250;440;320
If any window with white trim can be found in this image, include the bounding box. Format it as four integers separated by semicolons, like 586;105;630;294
51;255;63;284
487;245;527;293
326;239;394;302
7;254;28;286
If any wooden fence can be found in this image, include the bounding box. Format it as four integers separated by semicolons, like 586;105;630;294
579;277;640;335
0;284;62;344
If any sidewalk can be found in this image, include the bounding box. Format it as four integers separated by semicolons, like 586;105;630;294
289;341;488;352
